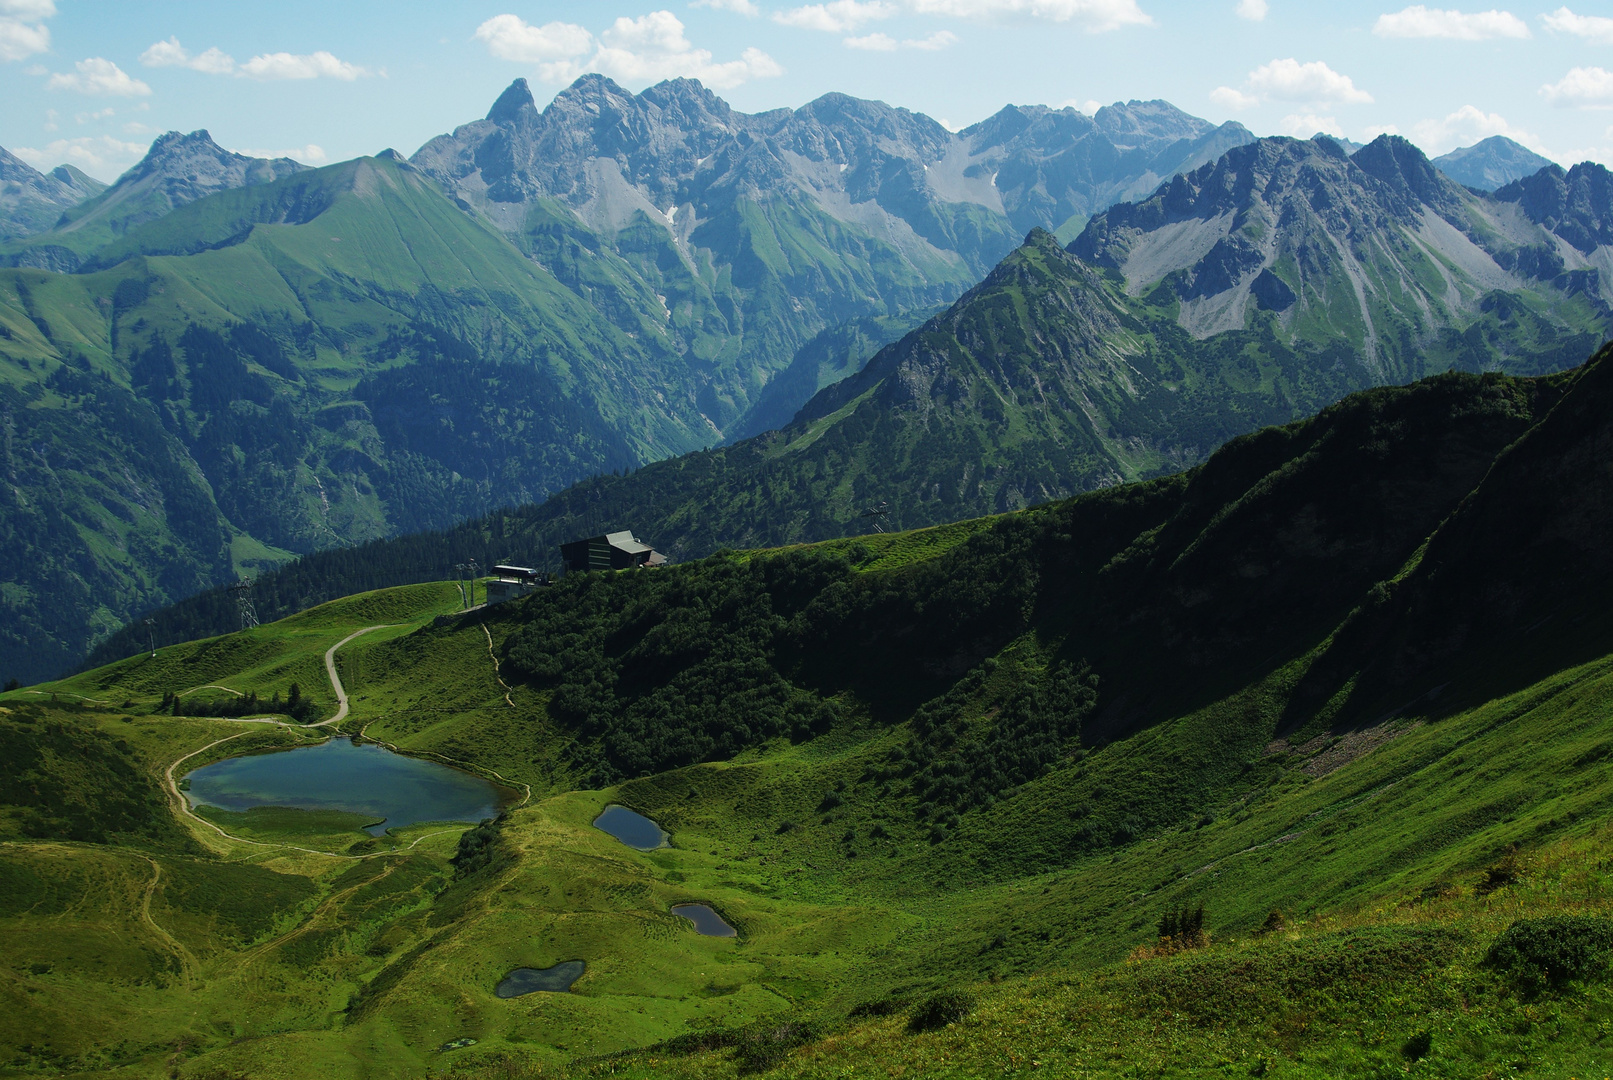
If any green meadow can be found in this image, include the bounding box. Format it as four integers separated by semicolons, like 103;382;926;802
3;532;1613;1077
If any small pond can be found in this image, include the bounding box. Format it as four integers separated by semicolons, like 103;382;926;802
673;903;736;937
496;961;585;997
184;737;516;836
593;804;667;850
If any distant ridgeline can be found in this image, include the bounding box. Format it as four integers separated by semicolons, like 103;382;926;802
91;136;1613;670
6;77;1613;682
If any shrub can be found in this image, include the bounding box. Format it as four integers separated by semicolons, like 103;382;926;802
907;991;975;1032
848;996;908;1019
733;1021;819;1074
1476;846;1523;895
1487;915;1613;989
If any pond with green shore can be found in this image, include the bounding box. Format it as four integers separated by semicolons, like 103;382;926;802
184;736;518;835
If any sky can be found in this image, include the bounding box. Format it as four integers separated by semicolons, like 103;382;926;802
2;0;1612;183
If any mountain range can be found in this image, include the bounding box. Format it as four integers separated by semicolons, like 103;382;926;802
0;77;1608;684
96;132;1613;664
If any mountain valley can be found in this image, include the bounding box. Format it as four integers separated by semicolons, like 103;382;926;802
7;7;1613;1076
8;343;1613;1076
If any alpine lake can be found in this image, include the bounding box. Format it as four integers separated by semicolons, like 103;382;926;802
183;736;517;836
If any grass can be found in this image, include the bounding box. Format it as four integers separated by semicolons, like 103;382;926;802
6;557;1613;1077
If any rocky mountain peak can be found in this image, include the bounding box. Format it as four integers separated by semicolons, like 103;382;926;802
487;77;537;125
1351;133;1459;214
0;145;107;241
1093;99;1214;143
1494;161;1613;254
1433;136;1554;193
120;129;309;189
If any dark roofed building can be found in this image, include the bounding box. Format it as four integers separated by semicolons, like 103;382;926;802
485;565;548;605
559;530;667;575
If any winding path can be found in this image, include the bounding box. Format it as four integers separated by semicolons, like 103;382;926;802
318;625;390;727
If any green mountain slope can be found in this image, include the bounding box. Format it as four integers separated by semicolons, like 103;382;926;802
0;153;713;683
12;348;1613;1076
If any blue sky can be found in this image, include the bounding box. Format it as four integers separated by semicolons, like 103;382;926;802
3;0;1612;182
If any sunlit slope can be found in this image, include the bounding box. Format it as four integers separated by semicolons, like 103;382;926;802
37;580;464;716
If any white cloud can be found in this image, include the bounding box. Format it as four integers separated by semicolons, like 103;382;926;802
1373;6;1529;40
775;1;896;32
0;16;47;61
1236;0;1268;20
12;134;147;179
1541;66;1613;108
906;0;1151;28
1247;58;1372;104
480;11;783;90
1409;105;1543;155
139;37;236;74
846;28;957;48
775;0;1148;31
48;58;152;97
139;37;369;80
1210;85;1260;110
691;0;761;12
588;11;783;88
0;0;51;63
75;107;114;124
1279;113;1344;138
236;143;328;165
845;31;899;48
1542;7;1613;44
238;51;369;80
473;15;593;61
42;107;55;130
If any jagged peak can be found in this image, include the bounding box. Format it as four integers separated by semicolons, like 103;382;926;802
1023;225;1061;249
145;129;223;156
487;78;536;125
1352;133;1454;205
551;72;632;105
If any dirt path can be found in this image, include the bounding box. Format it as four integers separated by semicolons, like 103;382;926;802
239;860;403;968
140;856;198;987
482;625;515;708
318;624;391;727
